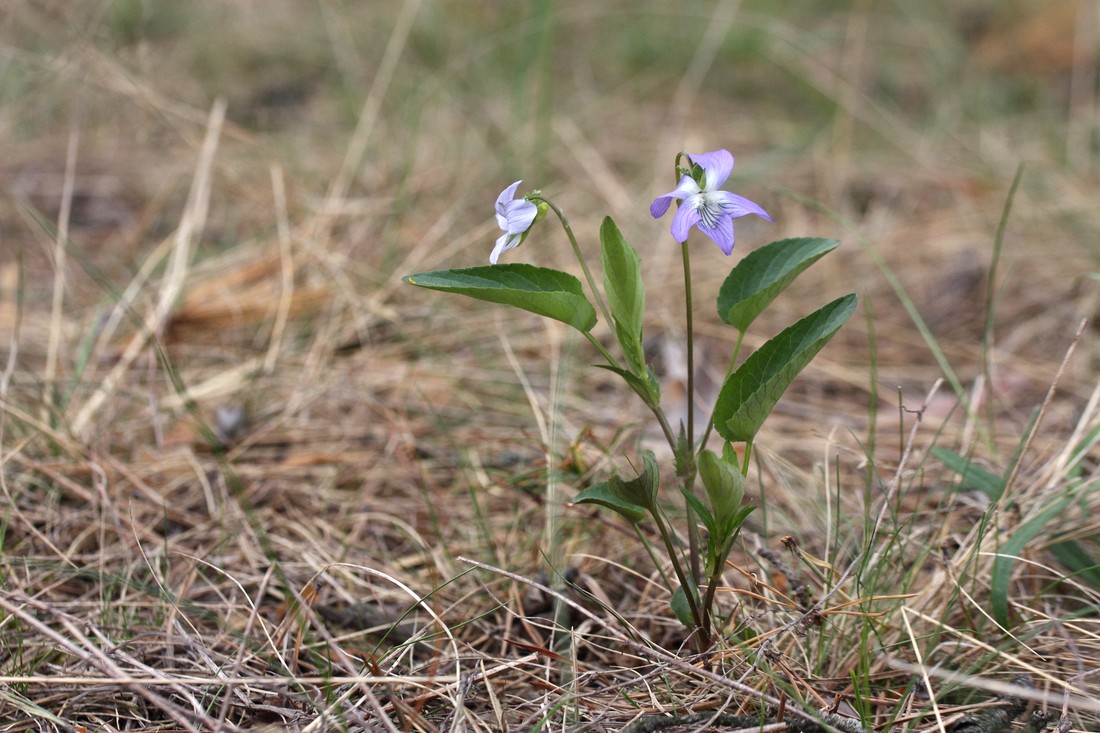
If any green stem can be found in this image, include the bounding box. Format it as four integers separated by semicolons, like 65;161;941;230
698;328;746;454
634;524;672;590
580;331;618;368
533;196;614;329
680;242;702;590
650;503;707;644
648;400;678;453
681;242;695;450
701;573;721;634
533;195;681;455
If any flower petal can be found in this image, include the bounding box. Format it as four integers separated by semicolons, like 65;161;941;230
490;180;539;263
720;191;773;221
489;231;517;264
689;150;734;191
650;175;700;218
649;195;674;219
496;180;523;210
697;214;736;255
495;180;523;230
503;199;538;235
669;196;702;242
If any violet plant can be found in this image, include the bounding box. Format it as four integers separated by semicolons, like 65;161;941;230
405;150;856;647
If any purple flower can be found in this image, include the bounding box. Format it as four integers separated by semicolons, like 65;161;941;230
650;149;772;255
490;180;539;264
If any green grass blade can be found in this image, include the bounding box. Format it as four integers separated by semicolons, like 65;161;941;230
991;497;1072;627
1049;540;1100;589
930;446;1005;501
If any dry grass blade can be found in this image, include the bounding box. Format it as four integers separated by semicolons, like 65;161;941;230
458;556;841;731
69;98;227;438
997;318;1088;508
42;125;78;413
0;594;222;732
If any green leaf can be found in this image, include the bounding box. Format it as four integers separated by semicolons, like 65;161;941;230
573;451;660;524
703;504;754;578
404;264;598;332
608;450;660;511
697;449;745;532
729;504;756;533
991;497;1072;627
930;447;1005;501
670;585;699;629
707;537;735;578
679;485;715;532
594;364;660;405
713;294;857;443
718;237;839;331
721;441;741;472
572;482;646;524
600;217;646;373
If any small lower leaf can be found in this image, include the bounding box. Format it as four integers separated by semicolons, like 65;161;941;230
609;450;660;510
670;585;698;629
697;449;745;529
572;482;646;524
679;485;715;533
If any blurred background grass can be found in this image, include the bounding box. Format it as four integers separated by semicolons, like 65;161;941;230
4;0;1096;321
3;0;1096;444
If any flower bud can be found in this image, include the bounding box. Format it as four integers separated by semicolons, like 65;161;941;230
533;200;550;226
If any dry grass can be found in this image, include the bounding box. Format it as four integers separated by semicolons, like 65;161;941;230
1;1;1099;731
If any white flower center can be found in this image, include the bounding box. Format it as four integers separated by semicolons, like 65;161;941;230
694;192;727;229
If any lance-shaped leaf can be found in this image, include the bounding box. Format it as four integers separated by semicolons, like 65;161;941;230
717;238;839;331
404;264;598;332
600;217;647;374
679;485;714;531
713;293;857;443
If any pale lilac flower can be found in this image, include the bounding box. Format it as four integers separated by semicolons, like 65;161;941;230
490;180;539;264
650;149;772;255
